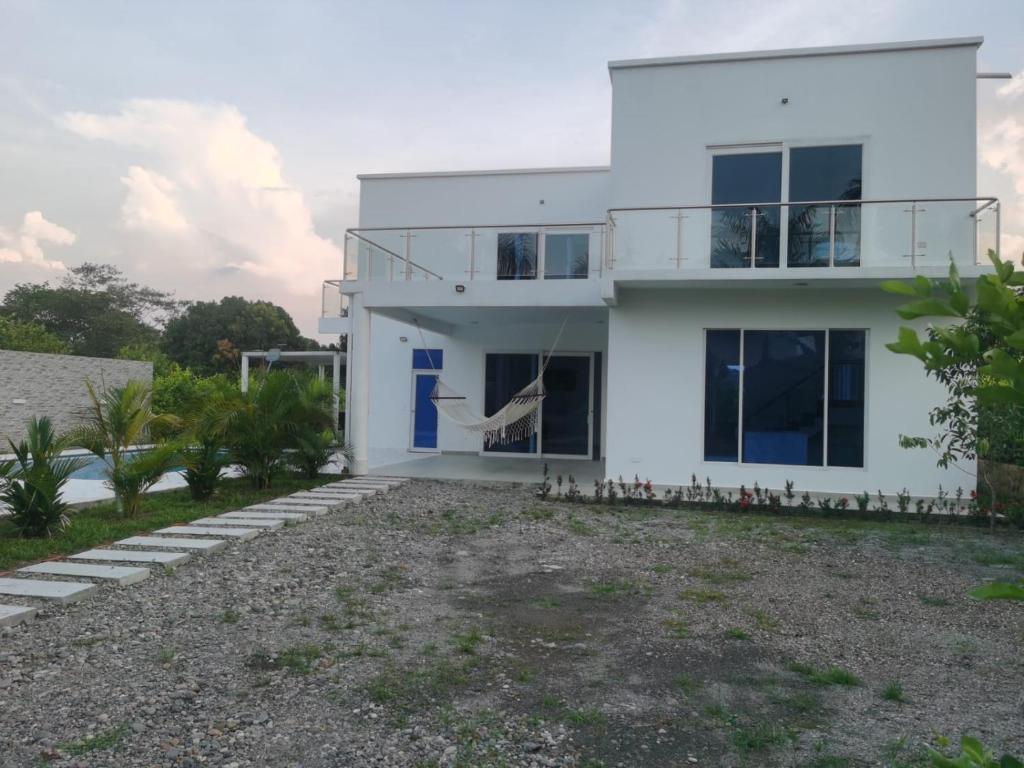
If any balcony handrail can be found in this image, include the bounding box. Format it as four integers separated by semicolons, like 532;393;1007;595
346;229;446;280
607;196;998;214
347;221;604;234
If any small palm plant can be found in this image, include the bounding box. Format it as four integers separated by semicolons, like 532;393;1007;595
179;438;230;501
71;380;179;517
203;371;304;489
288;376;338;479
0;417;89;537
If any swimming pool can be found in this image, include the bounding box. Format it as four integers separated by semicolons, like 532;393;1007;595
67;452;184;480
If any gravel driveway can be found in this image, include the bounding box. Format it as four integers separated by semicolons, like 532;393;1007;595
1;479;1022;767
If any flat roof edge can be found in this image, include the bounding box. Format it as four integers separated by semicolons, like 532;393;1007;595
357;165;611;181
608;36;984;72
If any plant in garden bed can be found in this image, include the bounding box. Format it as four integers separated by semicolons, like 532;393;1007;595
70;380;179;517
0;417;89;537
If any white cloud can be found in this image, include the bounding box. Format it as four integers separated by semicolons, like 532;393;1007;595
0;210;74;271
120;166;190;232
60;99;343;294
996;71;1024;101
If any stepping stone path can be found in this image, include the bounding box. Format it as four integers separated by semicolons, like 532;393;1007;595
0;604;37;628
0;577;99;604
153;525;260;541
18;562;150;586
70;549;191;569
190;517;285;530
0;476;408;629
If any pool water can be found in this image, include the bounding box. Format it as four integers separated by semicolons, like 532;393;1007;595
68;453;184;480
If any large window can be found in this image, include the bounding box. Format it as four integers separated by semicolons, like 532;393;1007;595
497;233;538;280
788;145;862;267
709;144;863;269
711;152;782;268
703;329;866;467
544;233;589;279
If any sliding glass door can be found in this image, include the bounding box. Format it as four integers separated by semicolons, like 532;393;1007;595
711;151;782;268
484;352;592;457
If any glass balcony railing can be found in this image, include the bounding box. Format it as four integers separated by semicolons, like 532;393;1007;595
321;280;349;317
606;197;1001;273
340;223;606;282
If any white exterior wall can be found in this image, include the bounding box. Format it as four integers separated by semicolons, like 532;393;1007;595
366;314;607;467
604;288;969;497
608;42;979;268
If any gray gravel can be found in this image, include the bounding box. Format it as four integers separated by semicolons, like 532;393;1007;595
1;479;1022;767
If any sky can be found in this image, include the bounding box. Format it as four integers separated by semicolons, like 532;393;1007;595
1;0;1023;339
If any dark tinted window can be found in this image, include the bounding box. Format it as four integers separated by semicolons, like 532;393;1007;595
711;152;782;268
704;330;741;461
497;233;537;280
827;330;866;467
788;145;862;267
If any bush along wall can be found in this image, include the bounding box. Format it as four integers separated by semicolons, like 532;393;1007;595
536;466;1024;529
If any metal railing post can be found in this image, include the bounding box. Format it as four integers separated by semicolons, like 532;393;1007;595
606;213;616;270
749;207;758;268
465;229;478;280
402;229;414;280
828;205;837;267
671;210;687;268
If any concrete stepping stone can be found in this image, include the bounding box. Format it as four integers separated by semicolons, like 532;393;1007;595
294;490;361;499
18;562;150;586
294;489;370;499
70;549;191;569
116;536;226;552
0;604;37;628
154;525;260;541
278;494;350;504
191;516;284;530
0;577;98;603
223;509;309;523
329;483;385;491
245;503;328;516
362;476;408;482
342;479;401;488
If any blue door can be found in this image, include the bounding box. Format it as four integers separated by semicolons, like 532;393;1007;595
412;374;439;450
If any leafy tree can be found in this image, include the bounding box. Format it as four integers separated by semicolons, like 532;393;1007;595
161;296;320;375
70;380;179;517
117;341;175;376
0;417;89;537
1;263;181;358
883;253;1024;527
0;315;69;354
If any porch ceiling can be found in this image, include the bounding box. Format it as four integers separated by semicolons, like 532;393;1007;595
378;305;609;329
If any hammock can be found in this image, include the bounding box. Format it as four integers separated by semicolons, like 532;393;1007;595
415;318;567;448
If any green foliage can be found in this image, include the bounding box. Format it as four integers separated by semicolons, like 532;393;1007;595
161;296;320;375
0;315;69;353
178;438;230;501
884;254;1024;462
969;582;1024;601
0;417;88;537
117;341;175;376
70;380;179;516
928;736;1022;767
201;371;333;489
287;376;339;478
1;263;179;357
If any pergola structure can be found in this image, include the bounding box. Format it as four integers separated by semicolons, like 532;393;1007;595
240;350;346;430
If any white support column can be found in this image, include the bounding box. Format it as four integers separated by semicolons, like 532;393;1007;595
241;354;250;393
349;294;371;476
331;350;342;435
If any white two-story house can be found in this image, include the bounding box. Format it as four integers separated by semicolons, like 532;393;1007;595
320;37;1002;498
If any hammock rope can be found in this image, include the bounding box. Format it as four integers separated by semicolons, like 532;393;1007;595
414;317;568;447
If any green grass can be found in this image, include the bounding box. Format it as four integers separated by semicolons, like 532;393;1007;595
725;627;750;640
674;673;701;694
687;559;752;584
245;644;324;675
588;580;640;599
788;662;860;687
919;594;950;607
748;609;779;632
730;722;792;755
451;627;484;655
218;609;241;624
0;474;340;571
882;679;906;703
662;618;690;638
59;724;129;756
678;587;727;603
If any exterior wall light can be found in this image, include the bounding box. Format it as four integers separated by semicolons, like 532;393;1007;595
455;284;466;293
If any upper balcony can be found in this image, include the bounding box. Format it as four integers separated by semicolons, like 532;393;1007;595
320;195;1001;324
